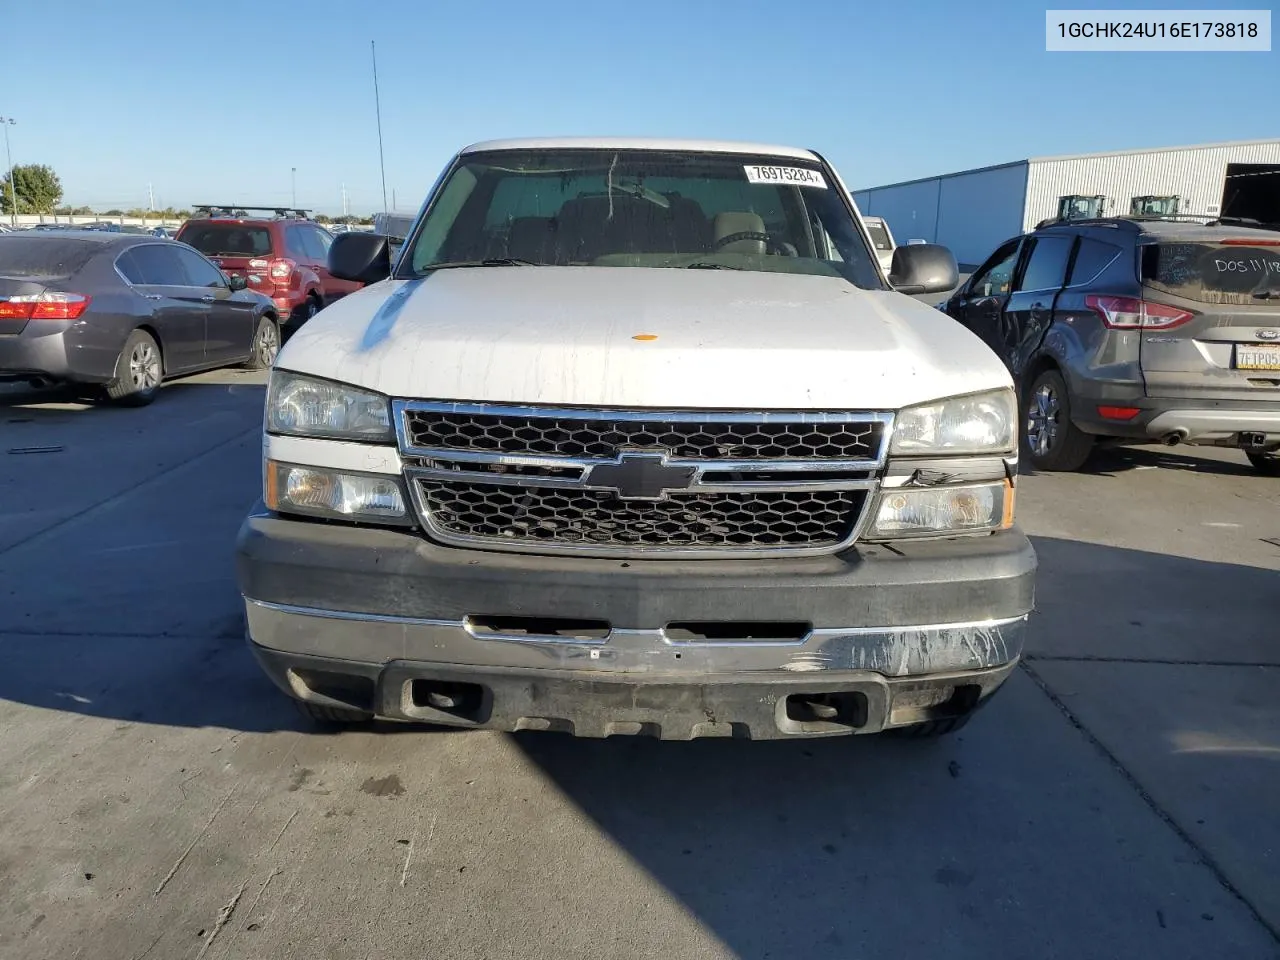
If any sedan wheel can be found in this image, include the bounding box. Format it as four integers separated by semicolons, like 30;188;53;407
106;329;163;406
129;340;162;390
244;317;280;370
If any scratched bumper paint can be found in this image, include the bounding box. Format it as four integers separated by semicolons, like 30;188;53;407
236;508;1035;737
244;601;1026;679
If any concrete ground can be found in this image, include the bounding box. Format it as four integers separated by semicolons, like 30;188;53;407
1;370;1278;960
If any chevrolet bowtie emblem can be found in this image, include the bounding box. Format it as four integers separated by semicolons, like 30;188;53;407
584;452;696;501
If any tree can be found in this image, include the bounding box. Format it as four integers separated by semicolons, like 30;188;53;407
0;164;63;214
315;213;332;224
104;209;124;217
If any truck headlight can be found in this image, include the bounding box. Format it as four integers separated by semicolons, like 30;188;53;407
866;480;1014;539
266;461;411;525
267;371;393;442
890;389;1016;456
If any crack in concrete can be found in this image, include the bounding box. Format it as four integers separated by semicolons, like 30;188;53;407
1027;654;1280;668
1019;659;1280;946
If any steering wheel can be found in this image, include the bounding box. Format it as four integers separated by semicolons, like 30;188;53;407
712;231;787;255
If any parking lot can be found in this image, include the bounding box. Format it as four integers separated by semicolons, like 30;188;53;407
0;369;1276;960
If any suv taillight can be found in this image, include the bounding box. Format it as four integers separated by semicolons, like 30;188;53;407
1086;295;1194;330
268;258;296;282
0;292;92;320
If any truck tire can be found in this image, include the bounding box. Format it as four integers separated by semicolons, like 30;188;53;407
1022;368;1094;471
295;700;372;726
1246;451;1280;476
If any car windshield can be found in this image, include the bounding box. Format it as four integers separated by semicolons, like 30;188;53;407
403;148;884;288
179;223;274;257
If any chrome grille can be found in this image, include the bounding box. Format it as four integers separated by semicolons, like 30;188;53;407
417;480;865;549
394;401;890;558
401;407;884;461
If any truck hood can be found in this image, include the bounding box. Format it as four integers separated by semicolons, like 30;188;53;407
278;267;1009;409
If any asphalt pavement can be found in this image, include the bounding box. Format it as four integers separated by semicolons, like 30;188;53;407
1;368;1278;960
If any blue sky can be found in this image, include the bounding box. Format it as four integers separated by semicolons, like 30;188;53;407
4;0;1276;215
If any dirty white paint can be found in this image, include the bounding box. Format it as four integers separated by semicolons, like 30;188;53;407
263;434;402;475
276;269;1010;411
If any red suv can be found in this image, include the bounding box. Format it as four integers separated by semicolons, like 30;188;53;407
175;207;363;325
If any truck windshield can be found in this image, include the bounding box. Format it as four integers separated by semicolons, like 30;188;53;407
403;149;884;288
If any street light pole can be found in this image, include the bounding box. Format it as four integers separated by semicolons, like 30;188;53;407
291;167;297;209
371;40;388;216
0;117;16;227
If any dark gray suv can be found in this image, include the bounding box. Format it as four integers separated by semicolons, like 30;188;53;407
942;217;1280;473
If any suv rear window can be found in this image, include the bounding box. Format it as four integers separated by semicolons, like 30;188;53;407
1142;241;1280;304
0;236;99;279
179;224;274;258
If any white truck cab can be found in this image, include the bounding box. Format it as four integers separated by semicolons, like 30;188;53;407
236;137;1036;740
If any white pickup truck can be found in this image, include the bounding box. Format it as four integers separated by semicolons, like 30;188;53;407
235;137;1036;740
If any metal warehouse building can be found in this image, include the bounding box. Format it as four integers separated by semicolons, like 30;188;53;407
852;139;1280;268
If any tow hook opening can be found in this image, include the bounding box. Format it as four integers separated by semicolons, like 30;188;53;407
288;668;376;713
784;691;869;730
409;679;486;721
889;682;983;727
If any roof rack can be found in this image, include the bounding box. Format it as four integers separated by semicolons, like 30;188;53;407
191;204;313;220
1032;213;1259;231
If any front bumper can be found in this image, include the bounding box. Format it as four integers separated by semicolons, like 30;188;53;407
236;506;1036;738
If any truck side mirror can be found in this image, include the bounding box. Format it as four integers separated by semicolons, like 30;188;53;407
329;232;392;284
888;244;960;295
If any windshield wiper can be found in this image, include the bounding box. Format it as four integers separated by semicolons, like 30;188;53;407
684;262;743;270
425;258;540;271
1252;291;1280;300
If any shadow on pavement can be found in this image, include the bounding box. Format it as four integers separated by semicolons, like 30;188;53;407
503;536;1280;956
1078;444;1258;478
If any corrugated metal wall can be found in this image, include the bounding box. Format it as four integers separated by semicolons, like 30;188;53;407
935;164;1029;267
855;163;1028;267
854;178;941;246
1022;141;1280;230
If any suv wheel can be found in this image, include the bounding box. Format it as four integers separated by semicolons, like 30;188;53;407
292;296;320;326
1022;369;1094;471
1246;451;1280;476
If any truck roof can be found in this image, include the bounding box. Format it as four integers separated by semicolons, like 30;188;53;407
459;137;820;161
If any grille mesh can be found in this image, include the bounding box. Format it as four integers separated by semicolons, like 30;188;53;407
403;410;882;461
417;480;864;549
